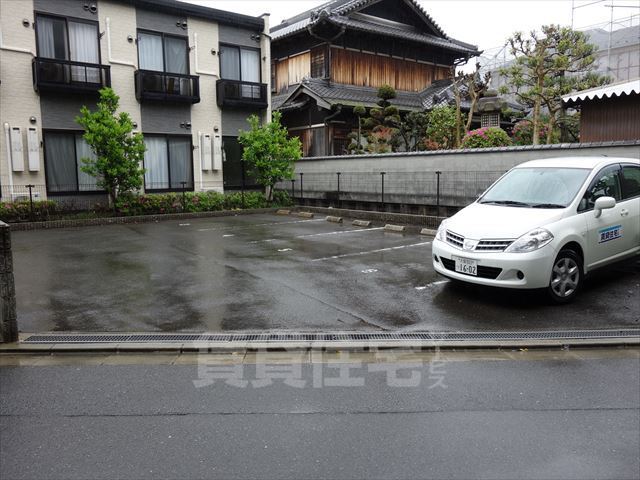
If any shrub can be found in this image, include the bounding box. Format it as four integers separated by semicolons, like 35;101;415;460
271;190;293;207
511;119;559;145
224;191;268;210
461;127;512;149
0;200;59;223
425;106;460;150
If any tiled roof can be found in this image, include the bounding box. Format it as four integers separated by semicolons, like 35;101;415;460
270;0;479;56
331;0;447;38
330;16;478;54
275;78;476;112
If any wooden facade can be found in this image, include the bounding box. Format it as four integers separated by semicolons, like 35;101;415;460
330;48;450;92
579;94;640;142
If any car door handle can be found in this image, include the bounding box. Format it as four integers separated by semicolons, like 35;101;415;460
620;209;629;216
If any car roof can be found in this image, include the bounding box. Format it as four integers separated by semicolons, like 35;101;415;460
514;156;640;170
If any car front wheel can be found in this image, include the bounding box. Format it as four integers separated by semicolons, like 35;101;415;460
547;249;583;304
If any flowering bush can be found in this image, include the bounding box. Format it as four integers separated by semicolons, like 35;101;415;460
511;119;559;145
461;127;512;149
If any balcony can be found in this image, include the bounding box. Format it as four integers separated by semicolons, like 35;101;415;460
216;79;268;109
134;70;200;104
32;57;111;94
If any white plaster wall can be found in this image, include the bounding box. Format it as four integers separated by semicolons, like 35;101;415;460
0;0;46;198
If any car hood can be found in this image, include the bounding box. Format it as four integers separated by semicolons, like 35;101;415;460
445;203;567;240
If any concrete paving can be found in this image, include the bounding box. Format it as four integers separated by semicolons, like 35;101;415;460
1;349;638;479
12;213;640;333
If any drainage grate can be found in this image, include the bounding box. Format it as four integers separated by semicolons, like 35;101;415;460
22;329;640;344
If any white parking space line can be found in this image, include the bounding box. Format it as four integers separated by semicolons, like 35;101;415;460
278;248;293;252
415;280;449;290
222;234;235;238
248;227;385;244
312;241;431;262
295;227;384;239
197;218;324;232
362;268;378;273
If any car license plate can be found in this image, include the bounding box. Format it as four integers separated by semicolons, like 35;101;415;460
453;256;477;276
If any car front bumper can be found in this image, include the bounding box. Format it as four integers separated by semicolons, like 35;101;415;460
432;238;555;289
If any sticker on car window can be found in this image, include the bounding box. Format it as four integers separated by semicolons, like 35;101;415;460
598;225;623;244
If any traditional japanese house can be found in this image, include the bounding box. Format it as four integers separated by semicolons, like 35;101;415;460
271;0;480;156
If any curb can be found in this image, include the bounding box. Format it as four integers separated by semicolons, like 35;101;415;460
7;207;283;231
2;337;638;354
293;206;445;228
352;220;372;227
384;224;406;233
326;216;343;223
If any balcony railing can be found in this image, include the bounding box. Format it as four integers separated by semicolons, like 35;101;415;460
216;79;268;109
32;57;111;94
135;70;200;104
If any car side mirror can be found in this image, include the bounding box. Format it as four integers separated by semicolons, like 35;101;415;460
594;196;616;218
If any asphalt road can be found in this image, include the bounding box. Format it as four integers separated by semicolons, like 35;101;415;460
12;213;640;332
1;349;639;479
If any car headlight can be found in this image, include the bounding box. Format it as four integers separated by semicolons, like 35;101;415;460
505;228;554;253
435;219;448;241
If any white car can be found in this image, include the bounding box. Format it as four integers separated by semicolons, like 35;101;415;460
433;156;640;303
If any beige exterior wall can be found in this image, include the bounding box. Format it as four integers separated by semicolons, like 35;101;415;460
0;0;270;200
188;16;223;192
98;1;141;130
0;0;46;200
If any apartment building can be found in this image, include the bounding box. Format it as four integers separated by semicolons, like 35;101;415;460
0;0;270;204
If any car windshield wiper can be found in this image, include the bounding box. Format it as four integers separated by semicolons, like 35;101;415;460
530;203;566;209
479;200;530;207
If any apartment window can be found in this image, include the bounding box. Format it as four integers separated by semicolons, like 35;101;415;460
219;45;261;83
144;136;193;192
35;14;101;82
137;32;188;74
44;132;101;193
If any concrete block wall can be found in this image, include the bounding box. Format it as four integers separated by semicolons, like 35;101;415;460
287;141;640;206
0;221;17;343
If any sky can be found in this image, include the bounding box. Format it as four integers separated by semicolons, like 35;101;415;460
184;0;639;57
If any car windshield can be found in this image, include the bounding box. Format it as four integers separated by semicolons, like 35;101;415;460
479;167;591;208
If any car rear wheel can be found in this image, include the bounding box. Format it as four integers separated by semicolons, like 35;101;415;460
547;249;583;304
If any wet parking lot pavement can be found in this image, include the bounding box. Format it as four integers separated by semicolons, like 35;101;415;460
12;213;640;333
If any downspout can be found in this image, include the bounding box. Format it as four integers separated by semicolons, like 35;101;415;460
3;124;14;200
0;27;35;56
105;18;136;68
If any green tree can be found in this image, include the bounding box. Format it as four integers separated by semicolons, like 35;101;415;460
76;87;146;208
425;106;460;150
361;85;401;153
238;111;301;202
347;105;367;154
397;111;430;152
450;63;491;144
499;25;607;145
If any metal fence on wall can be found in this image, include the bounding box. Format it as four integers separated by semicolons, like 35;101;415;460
275;170;506;209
